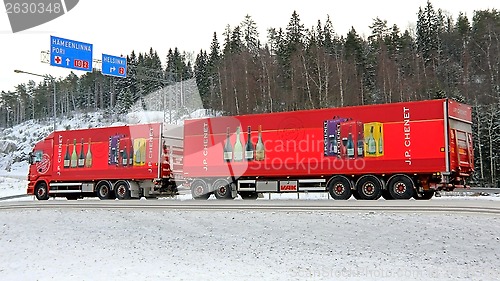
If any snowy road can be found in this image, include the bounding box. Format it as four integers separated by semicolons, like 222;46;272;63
2;199;500;215
1;199;500;281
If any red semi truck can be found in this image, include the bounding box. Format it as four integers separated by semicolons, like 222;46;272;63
27;123;183;200
28;99;473;200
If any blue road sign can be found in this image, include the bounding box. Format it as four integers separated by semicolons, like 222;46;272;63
101;54;127;78
50;35;93;72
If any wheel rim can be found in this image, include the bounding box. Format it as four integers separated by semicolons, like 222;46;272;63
193;185;204;197
116;185;126;197
99;186;109;197
362;182;375;196
394;182;406;195
37;186;46;197
334;183;345;195
217;186;227;196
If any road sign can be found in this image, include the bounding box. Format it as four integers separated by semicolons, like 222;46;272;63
50;36;93;72
101;54;127;78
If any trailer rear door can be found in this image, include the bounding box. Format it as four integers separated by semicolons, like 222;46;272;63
446;100;474;176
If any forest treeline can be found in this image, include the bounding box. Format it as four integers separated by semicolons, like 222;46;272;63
1;1;499;184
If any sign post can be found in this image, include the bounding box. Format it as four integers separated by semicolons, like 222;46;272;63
101;54;127;78
50;36;93;72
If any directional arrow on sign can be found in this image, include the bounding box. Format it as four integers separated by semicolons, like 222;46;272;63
110;66;116;72
66;58;70;65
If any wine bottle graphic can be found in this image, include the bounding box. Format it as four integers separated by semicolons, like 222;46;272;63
223;127;233;162
255;125;265;161
78;139;85;167
233;126;243;161
134;139;141;165
357;131;364;157
133;138;146;166
330;131;338;155
367;126;376;155
378;126;384;154
70;139;77;168
122;146;128;166
347;127;355;158
109;135;120;165
63;139;70;168
245;126;254;161
128;139;134;166
85;138;92;168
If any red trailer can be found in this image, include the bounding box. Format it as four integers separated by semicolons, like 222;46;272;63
183;99;473;200
27;123;182;200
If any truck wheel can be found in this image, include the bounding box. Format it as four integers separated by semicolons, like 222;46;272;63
34;182;49;200
240;192;258;200
387;175;415;200
191;179;210;200
355;175;382;200
96;181;113;200
114;180;131;200
414;191;434;200
213;178;234;200
327;176;352;200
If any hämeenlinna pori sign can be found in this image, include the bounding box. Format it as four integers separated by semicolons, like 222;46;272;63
5;1;127;77
50;35;93;72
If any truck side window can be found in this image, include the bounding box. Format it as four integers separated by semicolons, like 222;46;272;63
34;151;43;163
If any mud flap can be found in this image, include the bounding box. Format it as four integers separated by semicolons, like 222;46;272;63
231;183;237;198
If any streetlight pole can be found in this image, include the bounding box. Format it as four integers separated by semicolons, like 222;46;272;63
14;69;57;131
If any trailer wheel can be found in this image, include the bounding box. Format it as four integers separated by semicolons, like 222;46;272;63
387;175;414;200
413;191;434;200
355;175;382;200
34;182;49;200
96;181;113;200
240;192;258;200
213;178;234;200
114;180;131;200
191;179;210;200
327;176;352;200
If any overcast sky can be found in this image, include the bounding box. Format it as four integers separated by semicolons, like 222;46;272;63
0;0;496;93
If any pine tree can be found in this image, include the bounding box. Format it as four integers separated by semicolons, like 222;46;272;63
241;14;260;55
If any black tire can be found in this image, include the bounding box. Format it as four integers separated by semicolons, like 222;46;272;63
65;194;79;200
381;190;393;200
240;192;258;200
387;175;415;200
190;179;210;200
96;181;113;200
213;179;234;200
114;180;131;200
34;182;49;200
414;191;435;200
352;190;361;200
355;175;382;200
327;176;352;200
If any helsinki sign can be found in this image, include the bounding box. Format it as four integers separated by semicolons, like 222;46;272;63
50;35;93;72
102;54;127;78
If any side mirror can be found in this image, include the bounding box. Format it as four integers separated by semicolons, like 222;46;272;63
28;152;35;165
